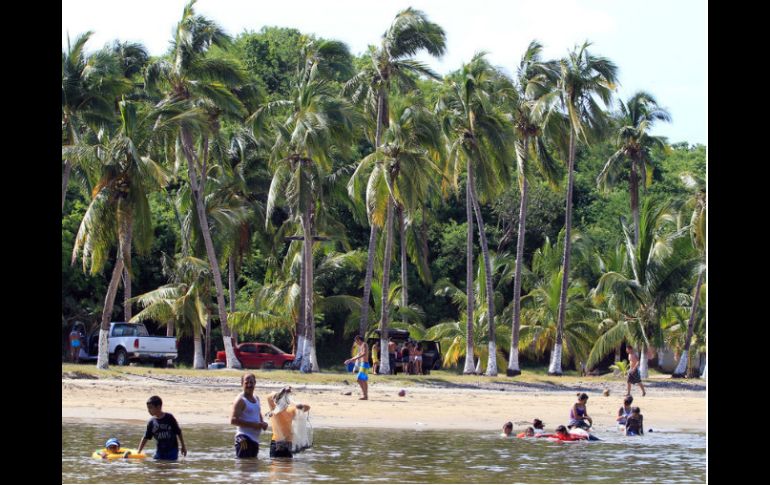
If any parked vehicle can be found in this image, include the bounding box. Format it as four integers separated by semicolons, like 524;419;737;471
215;342;294;369
80;322;178;366
367;329;442;375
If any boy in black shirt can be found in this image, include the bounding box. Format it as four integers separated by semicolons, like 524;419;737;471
137;395;188;460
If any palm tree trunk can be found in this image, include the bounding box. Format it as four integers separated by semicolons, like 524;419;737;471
630;160;640;246
468;175;497;376
205;316;212;365
301;202;318;372
421;206;431;281
640;344;650;378
359;89;386;338
378;195;396;375
294;242;307;366
229;255;238;344
550;130;577;376
166;319;174;337
360;225;378;338
399;205;408;323
463;164;476;375
62;160;73;212
122;223;133;321
181;128;240;369
508;170;528;377
673;270;704;377
97;255;125;369
193;316;205;369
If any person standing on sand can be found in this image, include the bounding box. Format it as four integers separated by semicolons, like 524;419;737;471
626;345;647;397
344;335;369;400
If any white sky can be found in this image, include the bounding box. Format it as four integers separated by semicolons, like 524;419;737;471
63;0;707;145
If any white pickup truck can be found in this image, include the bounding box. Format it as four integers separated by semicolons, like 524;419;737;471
80;322;178;366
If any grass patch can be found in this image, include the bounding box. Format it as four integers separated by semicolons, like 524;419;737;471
62;363;629;388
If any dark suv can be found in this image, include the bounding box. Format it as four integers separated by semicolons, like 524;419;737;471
367;329;442;375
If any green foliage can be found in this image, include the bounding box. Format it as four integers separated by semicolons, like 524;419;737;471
610;359;629;377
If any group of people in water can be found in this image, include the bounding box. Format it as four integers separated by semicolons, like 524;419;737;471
95;373;311;461
502;393;646;441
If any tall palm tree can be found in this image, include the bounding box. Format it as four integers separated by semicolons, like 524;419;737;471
62;32;132;211
590;199;698;377
597;91;671;245
349;94;443;373
69;99;175;369
145;0;248;368
259;39;357;372
428;254;512;373
344;8;446;362
672;172;706;377
130;255;212;368
438;53;514;375
547;42;618;375
506;40;563;376
515;233;595;372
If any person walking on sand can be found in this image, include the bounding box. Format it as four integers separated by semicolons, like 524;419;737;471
344;335;369;400
231;373;269;458
626;345;647;397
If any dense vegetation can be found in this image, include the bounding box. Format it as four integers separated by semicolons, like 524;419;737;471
62;1;706;377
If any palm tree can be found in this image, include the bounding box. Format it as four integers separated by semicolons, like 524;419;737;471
130;255;212;368
506;40;563;376
597;91;671;245
258;39;357;372
344;8;446;363
428;254;511;373
145;0;248;368
547;42;618;375
438;53;515;375
672;172;706;377
590;199;698;378
69;99;174;369
62;32;132;211
515;234;595;372
349;94;443;374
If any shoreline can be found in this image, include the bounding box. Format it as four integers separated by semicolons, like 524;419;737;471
62;375;707;433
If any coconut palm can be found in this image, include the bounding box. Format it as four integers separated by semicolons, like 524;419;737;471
344;8;446;356
514;233;596;371
145;0;248;368
62;32;133;211
597;91;671;245
130;255;212;368
69;99;177;369
505;40;563;376
348;93;444;373
258;39;357;372
546;42;618;375
590;199;698;378
437;52;515;375
672;172;706;377
428;254;511;373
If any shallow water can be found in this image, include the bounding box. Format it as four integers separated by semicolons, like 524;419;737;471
62;420;705;483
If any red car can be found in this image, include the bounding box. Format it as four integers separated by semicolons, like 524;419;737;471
215;342;295;369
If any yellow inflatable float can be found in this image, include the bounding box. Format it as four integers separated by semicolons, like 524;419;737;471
92;448;147;459
92;438;147;459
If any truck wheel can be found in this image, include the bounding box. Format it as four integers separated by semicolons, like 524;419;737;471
115;348;128;366
282;361;292;369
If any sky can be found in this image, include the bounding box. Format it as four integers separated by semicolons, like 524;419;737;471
62;0;707;146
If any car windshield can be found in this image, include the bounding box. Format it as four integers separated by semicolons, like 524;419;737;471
268;344;287;354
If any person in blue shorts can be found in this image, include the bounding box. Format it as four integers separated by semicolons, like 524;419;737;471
137;395;187;460
344;335;369;400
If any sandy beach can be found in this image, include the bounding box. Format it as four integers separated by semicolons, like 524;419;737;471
62;372;706;433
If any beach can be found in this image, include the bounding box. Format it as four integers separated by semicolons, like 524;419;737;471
62;372;706;432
